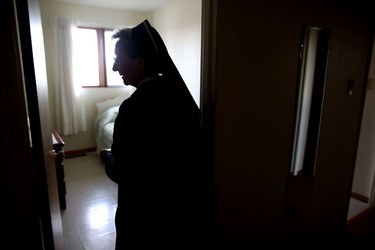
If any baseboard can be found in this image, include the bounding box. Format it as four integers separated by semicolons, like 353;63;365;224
351;192;369;203
65;147;96;158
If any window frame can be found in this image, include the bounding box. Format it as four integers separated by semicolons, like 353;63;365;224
76;26;118;88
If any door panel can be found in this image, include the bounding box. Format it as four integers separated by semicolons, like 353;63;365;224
202;0;374;247
16;0;64;249
1;0;44;248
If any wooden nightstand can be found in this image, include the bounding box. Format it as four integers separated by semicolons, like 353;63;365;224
52;130;66;209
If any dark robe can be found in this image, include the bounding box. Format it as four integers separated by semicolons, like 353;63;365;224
104;20;211;249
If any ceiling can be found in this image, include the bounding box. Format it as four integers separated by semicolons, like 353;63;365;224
49;0;176;12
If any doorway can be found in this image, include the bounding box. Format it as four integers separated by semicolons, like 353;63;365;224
348;35;375;219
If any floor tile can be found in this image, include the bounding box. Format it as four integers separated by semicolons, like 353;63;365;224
62;152;117;250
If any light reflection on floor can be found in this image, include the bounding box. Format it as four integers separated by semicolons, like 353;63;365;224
87;203;114;229
61;152;118;250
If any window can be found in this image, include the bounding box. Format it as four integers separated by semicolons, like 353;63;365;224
72;27;123;87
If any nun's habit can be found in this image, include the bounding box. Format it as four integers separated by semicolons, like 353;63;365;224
104;20;211;249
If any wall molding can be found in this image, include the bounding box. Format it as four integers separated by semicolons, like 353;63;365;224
351;192;369;203
65;147;96;158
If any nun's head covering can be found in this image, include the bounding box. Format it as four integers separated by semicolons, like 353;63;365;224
131;19;201;118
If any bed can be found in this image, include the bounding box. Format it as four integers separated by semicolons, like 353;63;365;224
94;96;124;154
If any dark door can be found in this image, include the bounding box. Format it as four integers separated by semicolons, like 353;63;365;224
1;0;64;249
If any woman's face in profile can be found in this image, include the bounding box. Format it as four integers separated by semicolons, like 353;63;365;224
113;41;142;87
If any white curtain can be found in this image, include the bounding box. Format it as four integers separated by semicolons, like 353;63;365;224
52;17;86;135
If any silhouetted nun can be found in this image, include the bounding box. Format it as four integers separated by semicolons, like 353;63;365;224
103;19;210;249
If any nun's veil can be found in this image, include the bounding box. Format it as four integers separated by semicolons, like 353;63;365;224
131;19;201;119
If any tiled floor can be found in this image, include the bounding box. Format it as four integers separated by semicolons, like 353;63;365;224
61;152;370;249
62;152;118;250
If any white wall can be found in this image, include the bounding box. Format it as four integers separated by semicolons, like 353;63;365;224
352;38;375;202
39;0;202;151
151;0;202;107
353;89;375;201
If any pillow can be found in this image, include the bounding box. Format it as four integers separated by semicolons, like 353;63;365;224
96;96;125;114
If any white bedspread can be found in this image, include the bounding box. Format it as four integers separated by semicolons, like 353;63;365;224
95;105;119;154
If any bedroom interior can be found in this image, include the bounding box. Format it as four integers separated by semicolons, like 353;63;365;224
41;0;204;246
40;0;202;148
42;0;375;214
44;0;375;244
41;0;202;155
4;0;375;248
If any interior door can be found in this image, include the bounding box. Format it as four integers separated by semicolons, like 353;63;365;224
15;0;64;249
